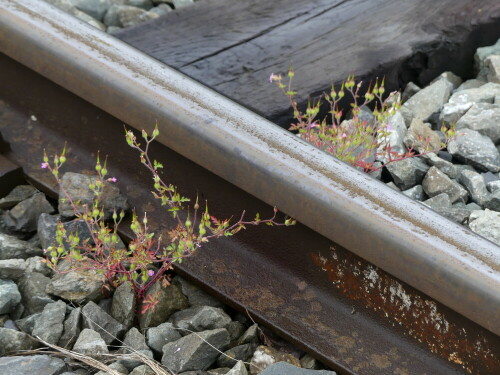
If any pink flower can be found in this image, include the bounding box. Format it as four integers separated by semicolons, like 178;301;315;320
309;122;318;129
41;162;49;169
341;133;347;138
269;73;275;83
386;125;392;132
107;177;117;183
148;270;155;277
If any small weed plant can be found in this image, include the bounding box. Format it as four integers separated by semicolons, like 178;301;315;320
42;127;294;311
270;67;455;172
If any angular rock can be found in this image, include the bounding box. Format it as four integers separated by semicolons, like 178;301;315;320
95;362;128;375
300;353;323;370
146;322;182;354
377;111;407;161
15;313;42;335
106;25;122;34
431;71;462;90
422;194;471;224
0;185;38;210
104;4;158;28
439;102;473;127
18;272;54;315
0;279;21;314
455;79;485;92
482;171;499;184
0;233;42;260
0;355;66;375
257;362;336;375
487;180;500;193
59;306;82;348
420;152;458;179
169;306;232;334
249;346;301;375
73;328;109;358
117;327;154;371
447;128;500;172
161;328;230;373
130;365;155;375
422;192;451;211
46;260;105;304
226;320;246;345
150;3;172;16
403;118;442;153
71;0;111;21
103;4;124;26
58;172;129;220
25;256;52;277
72;7;107;30
485;55;500;84
173;276;224;308
385;157;429;190
119;6;159;27
401;79;452;122
238;324;260;345
139;283;189;329
456;102;500;144
441;81;500;126
172;0;194;8
111;282;136;329
32;300;66;344
401;82;420;102
82;301;126;345
458;170;489;206
44;0;78;13
37;213;94;251
2;193;54;233
225;361;248;375
422;167;468;203
448;204;473;224
0;259;26;280
0;327;40;355
469;209;500;246
447;82;500;106
466;202;483;211
217;343;255;368
475;39;500;77
484;190;500;211
210;367;232;373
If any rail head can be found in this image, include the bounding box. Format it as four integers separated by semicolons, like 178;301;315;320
0;0;499;335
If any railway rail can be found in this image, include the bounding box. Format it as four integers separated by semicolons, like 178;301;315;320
0;1;499;374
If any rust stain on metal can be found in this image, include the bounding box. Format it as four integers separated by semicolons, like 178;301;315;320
312;249;500;374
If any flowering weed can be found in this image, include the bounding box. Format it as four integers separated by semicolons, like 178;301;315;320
271;67;455;173
42;127;294;308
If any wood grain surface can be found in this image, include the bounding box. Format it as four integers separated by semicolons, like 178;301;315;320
116;0;500;125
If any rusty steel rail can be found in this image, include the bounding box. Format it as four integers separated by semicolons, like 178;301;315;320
0;1;499;374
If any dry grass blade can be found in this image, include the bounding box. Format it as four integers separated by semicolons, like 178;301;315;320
34;337;126;375
35;336;176;375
